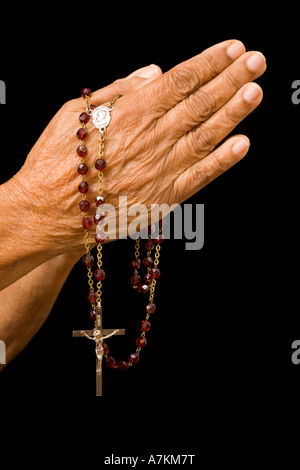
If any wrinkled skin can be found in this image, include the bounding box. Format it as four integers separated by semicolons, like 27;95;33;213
11;40;266;255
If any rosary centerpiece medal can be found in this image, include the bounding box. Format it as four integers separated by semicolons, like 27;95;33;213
91;105;112;133
73;88;163;397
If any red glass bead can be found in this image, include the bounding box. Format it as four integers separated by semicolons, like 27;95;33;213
79;200;90;212
137;283;149;294
77;163;88;175
105;356;116;368
117;361;129;372
103;343;109;355
95;231;106;244
82;254;94;267
95;196;105;207
141;320;151;332
149;224;156;234
89;309;97;320
94;213;105;225
77;128;87;140
82;217;93;229
143;256;153;267
154;234;164;244
150;267;160;279
145;239;155;251
81;88;91;97
76;145;87;157
94;268;105;281
131;258;141;269
87;291;98;303
95;159;106;171
78;181;88;193
79;112;90;124
145;302;156;314
136;336;147;348
144;273;153;284
131;274;141;286
90;104;97;110
128;352;139;364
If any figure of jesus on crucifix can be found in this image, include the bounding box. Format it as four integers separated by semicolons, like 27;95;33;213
73;305;125;396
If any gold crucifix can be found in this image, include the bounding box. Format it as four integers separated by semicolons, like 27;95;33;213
73;305;125;396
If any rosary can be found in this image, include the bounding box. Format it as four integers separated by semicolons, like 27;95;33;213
73;88;163;396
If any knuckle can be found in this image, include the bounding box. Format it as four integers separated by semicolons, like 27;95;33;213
190;151;225;189
62;99;77;111
210;150;228;173
189;89;216;122
184;126;215;158
188;164;209;188
196;126;217;153
223;101;243;125
223;67;241;91
168;65;199;97
200;52;220;77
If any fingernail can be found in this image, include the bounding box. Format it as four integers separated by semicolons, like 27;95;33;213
233;139;249;156
227;41;245;60
129;64;159;79
243;84;262;103
246;52;266;72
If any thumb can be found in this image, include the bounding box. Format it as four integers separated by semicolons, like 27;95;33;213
91;65;162;104
126;64;162;79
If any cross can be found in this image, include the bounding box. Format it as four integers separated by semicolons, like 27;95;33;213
73;305;125;396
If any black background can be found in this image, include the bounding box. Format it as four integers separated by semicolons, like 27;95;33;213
0;6;299;467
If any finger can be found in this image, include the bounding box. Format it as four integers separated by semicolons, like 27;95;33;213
172;82;263;168
134;39;246;116
172;135;250;202
90;64;162;104
126;64;162;79
161;51;266;140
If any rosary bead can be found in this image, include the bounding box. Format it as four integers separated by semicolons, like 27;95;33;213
77;128;87;140
94;268;105;281
78;181;89;193
95;195;105;207
103;343;109;355
141;320;151;332
131;274;141;286
95;159;106;171
105;356;116;368
137;283;149;294
87;291;98;303
136;336;147;348
144;273;153;284
117;361;129;372
94;213;105;225
79;112;90;124
154;234;164;244
131;258;141;269
95;231;106;244
128;352;139;364
90;104;97;110
89;309;97;321
82;217;93;229
76;145;87;157
143;256;153;267
150;268;160;279
82;254;94;267
77;163;89;175
145;239;155;251
145;302;156;314
81;88;91;97
79;200;90;212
